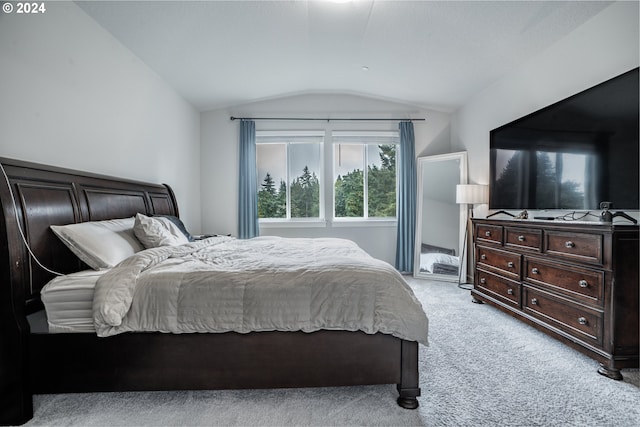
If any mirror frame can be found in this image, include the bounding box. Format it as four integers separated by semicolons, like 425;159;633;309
413;152;468;282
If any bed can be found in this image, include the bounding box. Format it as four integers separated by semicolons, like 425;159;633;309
419;243;459;275
0;157;426;425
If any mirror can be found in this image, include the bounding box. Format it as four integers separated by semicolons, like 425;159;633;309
414;152;468;282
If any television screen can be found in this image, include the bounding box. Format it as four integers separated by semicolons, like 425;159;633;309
489;67;639;211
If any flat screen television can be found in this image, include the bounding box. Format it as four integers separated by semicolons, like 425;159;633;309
489;67;639;211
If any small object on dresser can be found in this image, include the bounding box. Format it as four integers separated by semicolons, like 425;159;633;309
514;209;528;219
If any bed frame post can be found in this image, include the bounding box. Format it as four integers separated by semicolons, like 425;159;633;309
0;316;32;426
0;169;33;425
396;339;420;409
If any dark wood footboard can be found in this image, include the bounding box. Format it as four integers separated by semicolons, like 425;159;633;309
29;331;417;395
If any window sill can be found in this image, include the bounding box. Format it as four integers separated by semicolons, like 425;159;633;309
259;220;327;229
258;219;397;229
331;219;397;228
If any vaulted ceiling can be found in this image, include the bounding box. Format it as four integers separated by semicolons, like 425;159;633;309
77;1;611;112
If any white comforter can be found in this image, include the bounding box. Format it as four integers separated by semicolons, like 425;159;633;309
93;236;428;344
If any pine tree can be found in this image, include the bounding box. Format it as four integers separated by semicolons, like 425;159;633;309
334;169;363;217
335;175;346;217
334;144;396;218
368;145;396;217
291;166;319;218
276;179;287;218
258;173;278;218
378;144;396;171
261;173;276;194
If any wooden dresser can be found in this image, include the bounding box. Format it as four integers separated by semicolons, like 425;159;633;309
471;218;639;379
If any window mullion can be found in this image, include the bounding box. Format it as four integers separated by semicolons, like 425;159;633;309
396;145;400;217
285;143;291;220
363;144;369;219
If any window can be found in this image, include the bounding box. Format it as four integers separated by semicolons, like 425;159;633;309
493;148;594;209
256;132;323;220
535;151;590;208
256;130;399;224
333;132;399;219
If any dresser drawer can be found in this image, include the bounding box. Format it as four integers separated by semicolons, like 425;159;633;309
505;227;542;252
477;246;521;280
524;258;603;306
523;286;602;344
476;224;502;245
476;270;520;307
544;231;603;264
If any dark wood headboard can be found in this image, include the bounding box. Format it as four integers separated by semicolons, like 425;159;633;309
0;157;179;315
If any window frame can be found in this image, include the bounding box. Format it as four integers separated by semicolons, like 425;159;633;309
256;131;325;225
255;130;399;228
331;131;400;223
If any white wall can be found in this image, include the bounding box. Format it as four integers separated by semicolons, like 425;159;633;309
0;1;202;232
201;93;451;264
5;1;632;259
451;1;639;219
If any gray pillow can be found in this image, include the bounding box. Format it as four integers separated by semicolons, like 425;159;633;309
133;214;190;248
152;214;194;242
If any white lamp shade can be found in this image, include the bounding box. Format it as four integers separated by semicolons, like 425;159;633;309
456;184;489;205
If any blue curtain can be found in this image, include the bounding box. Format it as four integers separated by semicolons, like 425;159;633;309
238;120;259;239
395;121;416;272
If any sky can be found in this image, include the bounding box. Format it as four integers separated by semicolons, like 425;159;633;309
257;143;322;189
257;143;384;190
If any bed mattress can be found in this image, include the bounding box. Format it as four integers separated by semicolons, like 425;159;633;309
94;236;429;344
40;270;105;333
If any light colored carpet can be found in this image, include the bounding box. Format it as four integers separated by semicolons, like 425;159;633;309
26;278;639;426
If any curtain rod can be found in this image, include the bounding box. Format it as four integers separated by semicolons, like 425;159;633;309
230;116;425;122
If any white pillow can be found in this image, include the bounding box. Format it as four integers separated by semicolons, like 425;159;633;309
133;213;190;248
51;217;144;270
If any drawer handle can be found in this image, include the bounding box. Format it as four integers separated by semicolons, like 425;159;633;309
517;235;525;242
507;288;514;295
485;231;492;237
578;317;588;325
480;278;486;284
531;298;538;305
480;254;487;260
507;261;514;268
578;280;588;288
565;241;575;248
531;268;540;274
